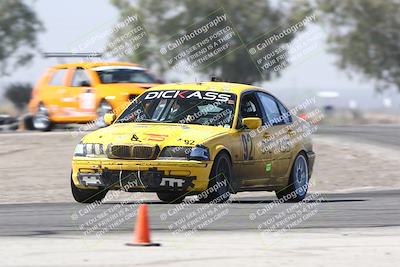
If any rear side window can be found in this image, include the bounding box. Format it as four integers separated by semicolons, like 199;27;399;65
48;69;68;86
278;102;292;124
71;69;91;87
257;92;284;125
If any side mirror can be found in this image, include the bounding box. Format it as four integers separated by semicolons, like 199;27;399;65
242;117;261;130
103;113;116;126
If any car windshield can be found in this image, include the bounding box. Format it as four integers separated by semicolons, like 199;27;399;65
94;67;157;84
116;90;237;128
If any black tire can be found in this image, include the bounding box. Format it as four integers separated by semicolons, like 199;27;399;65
198;152;231;203
157;191;186;204
275;152;309;202
71;174;108;203
32;104;53;131
23;115;35;130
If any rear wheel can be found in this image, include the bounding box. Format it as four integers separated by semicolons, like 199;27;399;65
23;115;35;130
32;104;53;131
198;152;231;203
275;152;309;202
157;191;186;204
71;174;108;203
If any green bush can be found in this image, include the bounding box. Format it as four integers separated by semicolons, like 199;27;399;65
4;82;32;111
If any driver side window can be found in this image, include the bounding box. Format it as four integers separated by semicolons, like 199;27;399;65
239;92;263;128
257;92;290;126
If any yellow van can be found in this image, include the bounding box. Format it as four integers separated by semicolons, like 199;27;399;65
26;62;161;130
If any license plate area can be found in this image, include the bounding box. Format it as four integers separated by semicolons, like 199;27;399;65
77;173;104;187
102;170;163;188
102;170;195;191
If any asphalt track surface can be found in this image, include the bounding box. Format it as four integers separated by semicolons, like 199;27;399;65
1;125;399;237
1;190;399;237
317;125;400;147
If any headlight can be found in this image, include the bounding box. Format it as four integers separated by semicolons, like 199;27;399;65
74;143;105;157
74;143;85;156
158;145;210;161
188;145;210;161
158;146;192;160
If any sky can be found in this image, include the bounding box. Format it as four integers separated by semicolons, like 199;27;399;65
0;0;399;112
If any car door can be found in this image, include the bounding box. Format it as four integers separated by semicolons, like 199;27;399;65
256;91;293;183
44;68;69;117
65;67;96;118
235;91;267;187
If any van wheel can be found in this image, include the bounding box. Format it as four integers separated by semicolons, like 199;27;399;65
32;104;53;131
23;115;35;130
275;152;309;202
95;100;113;128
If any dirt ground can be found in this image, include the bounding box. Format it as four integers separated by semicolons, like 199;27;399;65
0;132;399;204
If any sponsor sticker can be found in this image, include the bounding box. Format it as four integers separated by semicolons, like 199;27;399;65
144;90;234;102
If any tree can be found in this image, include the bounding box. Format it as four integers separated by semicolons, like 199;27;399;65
4;82;32;111
110;0;309;84
316;0;400;91
0;0;44;75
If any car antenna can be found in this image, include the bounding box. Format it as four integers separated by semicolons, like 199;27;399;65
195;76;201;85
211;76;222;82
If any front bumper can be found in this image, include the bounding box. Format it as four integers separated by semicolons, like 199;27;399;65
72;158;212;192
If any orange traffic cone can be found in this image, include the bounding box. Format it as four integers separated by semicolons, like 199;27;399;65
126;204;160;246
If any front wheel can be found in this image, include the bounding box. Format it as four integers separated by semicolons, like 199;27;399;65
198;152;231;203
32;104;53;131
157;191;186;204
275;152;309;202
71;174;108;203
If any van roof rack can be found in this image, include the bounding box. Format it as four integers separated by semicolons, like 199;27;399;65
42;52;103;58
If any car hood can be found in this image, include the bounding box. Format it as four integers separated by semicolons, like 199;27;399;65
82;123;231;148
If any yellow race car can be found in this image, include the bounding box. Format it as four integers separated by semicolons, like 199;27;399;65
71;82;315;203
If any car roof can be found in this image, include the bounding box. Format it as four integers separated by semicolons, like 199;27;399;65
51;62;141;69
147;82;258;94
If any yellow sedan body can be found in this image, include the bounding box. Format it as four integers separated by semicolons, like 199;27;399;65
71;82;315;203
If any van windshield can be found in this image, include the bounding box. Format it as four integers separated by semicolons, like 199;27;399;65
94;67;157;84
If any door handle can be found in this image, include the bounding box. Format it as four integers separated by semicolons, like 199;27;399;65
287;129;295;136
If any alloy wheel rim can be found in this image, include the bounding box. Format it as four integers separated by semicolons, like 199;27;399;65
33;106;50;130
293;155;308;195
